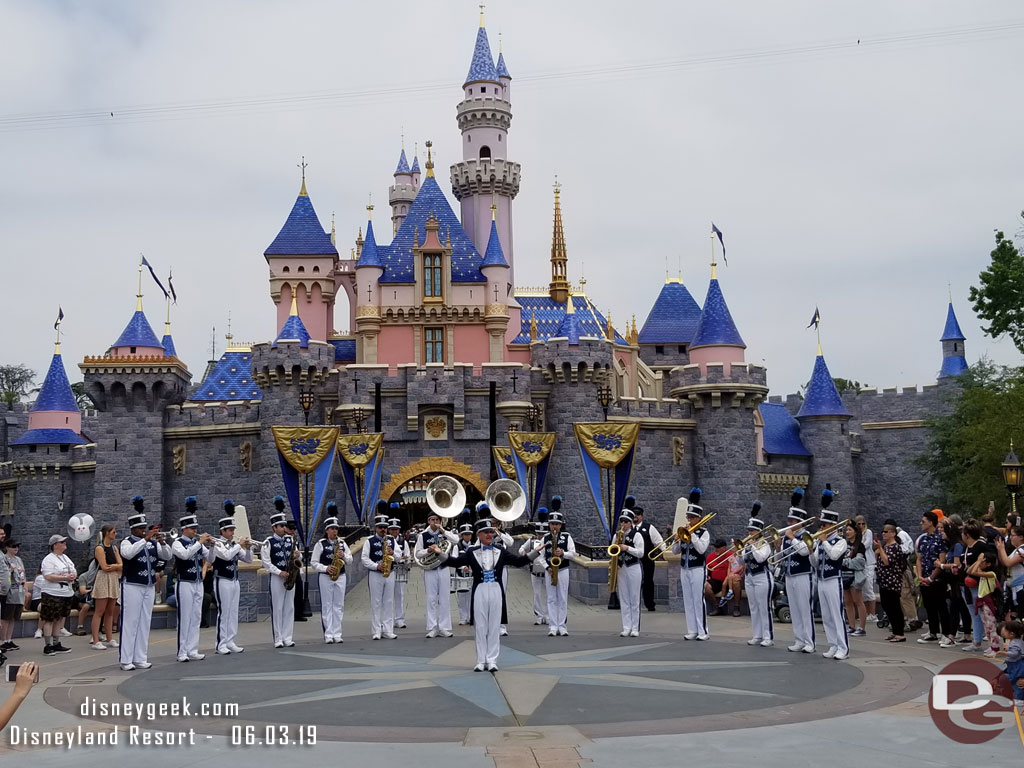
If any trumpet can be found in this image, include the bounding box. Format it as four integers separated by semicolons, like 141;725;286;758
648;512;716;561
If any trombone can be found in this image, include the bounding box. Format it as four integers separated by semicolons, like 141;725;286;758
705;528;765;571
648;512;717;561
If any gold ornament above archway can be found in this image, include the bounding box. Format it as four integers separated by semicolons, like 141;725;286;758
380;457;488;501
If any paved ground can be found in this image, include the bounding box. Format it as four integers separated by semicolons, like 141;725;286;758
2;568;1023;765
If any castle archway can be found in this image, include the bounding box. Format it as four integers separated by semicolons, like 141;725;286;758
380;457;488;529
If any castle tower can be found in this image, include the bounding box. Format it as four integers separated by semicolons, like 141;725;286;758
411;150;421;187
450;11;521;284
480;206;511;361
670;261;766;530
637;276;703;372
796;348;856;510
81;276;192;523
264;168;338;343
938;299;968;379
354;209;384;364
389;144;418;236
161;295;177;358
548;181;570;303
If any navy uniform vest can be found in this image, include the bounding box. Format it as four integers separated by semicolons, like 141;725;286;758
318;537;343;566
212;541;240;580
817;535;843;580
634;520;654;555
366;534;390;563
544;532;571;569
267;534;292;571
175;536;204;583
785;532;813;576
122;536;158;586
421;529;442;549
493;533;507;551
678;531;708;569
743;546;768;576
619;532;641;567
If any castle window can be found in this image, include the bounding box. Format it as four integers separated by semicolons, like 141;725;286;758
468;88;472;94
655;345;665;355
130;347;136;354
498;134;502;141
678;345;685;354
424;327;444;363
1;488;13;515
60;444;69;453
423;254;443;301
480;146;491;159
313;266;320;273
283;266;290;273
298;266;305;273
954;343;958;352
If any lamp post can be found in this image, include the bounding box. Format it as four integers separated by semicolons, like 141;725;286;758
596;383;619;609
296;388;317;618
1003;440;1022;522
596;384;612;421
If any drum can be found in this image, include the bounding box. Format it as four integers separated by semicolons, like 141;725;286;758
395;562;409;584
451;566;472;593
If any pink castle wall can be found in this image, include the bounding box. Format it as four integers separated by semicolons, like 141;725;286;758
377;326;415;370
276;282;329;342
454;325;491;366
29;410;82;433
108;345;165;358
688;346;746;377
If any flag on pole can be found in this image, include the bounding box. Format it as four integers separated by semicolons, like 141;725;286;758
54;307;64;330
168;269;177;303
807;307;821;329
711;222;727;266
141;255;169;300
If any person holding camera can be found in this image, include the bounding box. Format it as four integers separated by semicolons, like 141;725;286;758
0;661;38;732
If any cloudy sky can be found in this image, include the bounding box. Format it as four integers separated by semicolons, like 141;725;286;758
2;1;1022;396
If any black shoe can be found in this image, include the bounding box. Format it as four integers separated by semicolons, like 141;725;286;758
295;617;308;622
8;642;19;650
0;642;14;651
43;645;57;655
52;643;72;654
199;623;210;629
647;607;657;612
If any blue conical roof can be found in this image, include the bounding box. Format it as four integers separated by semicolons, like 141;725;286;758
939;355;969;378
690;279;745;348
797;355;851;418
394;148;411;175
356;220;382;268
553;301;580;345
481;219;508;268
112;310;162;349
464;26;499;85
496;52;511;79
32;352;79;413
638;280;702;345
162;332;177;358
273;311;310;349
941;302;966;341
411;155;420;174
264;192;338;256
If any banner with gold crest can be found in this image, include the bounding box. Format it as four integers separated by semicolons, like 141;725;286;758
492;446;516;481
271;426;340;546
508;432;556;518
573;423;640;540
336;433;386;523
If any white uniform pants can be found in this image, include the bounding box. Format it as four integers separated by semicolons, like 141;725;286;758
745;570;774;642
368;570;394;636
679;565;708;636
214;577;240;652
394;575;407;624
175;580;204;658
473;582;503;666
787;573;815;649
546;569;570;631
819;577;849;654
269;574;295;645
618;564;642;633
119;582;155;666
319;572;346;640
423;567;451;632
531;574;547;622
457;586;472;624
500;567;509;631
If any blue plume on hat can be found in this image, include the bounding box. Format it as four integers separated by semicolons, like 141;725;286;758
223;499;235;514
185;496;198;513
750;501;762;517
790;488;805;507
273;496;285;512
821;486;835;510
326;501;337;511
551;496;562;512
688;487;702;505
476;502;491;517
624;495;636;510
536;507;549;522
131;496;145;512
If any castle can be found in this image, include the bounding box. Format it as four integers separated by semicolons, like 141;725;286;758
0;15;970;569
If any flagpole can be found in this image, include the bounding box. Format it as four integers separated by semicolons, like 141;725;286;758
817;316;822;356
710;230;717;280
54;312;62;353
136;256;144;311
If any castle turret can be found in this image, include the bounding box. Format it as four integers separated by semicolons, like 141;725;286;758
450;11;520;284
12;337;84;447
796;349;855;510
687;260;746;375
938;299;968;379
637;276;702;371
480;207;511;361
264;167;338;343
354;210;384;364
389;144;417;236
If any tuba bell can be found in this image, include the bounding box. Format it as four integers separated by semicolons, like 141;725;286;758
485;479;526;523
426;475;466;521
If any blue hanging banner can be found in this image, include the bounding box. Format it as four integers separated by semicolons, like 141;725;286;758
337;433;385;523
272;426;340;547
573;423;639;541
508;432;556;519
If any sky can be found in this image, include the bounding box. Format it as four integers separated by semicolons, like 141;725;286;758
1;0;1022;397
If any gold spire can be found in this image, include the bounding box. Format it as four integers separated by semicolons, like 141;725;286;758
298;156;308;197
479;3;485;27
499;31;503;52
491;201;497;220
331;212;336;245
425;140;434;178
606;310;614;341
529;309;538;341
367;192;373;216
565;290;575;314
548;175;570;303
136;258;144;311
289;284;299;317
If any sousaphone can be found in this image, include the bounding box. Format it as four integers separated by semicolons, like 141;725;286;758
485;478;526;523
416;475;466;569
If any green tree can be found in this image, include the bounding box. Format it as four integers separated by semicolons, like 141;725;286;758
915;358;1024;519
0;364;35;409
832;378;867;393
71;381;94;410
969;220;1024;353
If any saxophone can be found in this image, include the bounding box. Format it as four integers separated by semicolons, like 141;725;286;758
328;538;346;582
283;535;302;591
607;529;625;593
380;534;395;578
548;534;561;587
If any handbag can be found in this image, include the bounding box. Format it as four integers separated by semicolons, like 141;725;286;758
964;576;979;589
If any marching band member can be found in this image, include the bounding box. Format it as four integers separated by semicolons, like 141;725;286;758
361;514;398;640
671;488;711;641
119;496;171;671
261;498;297;648
812;487;850;660
742;502;774;647
536;506;577;636
207;501;253;654
781;489;815;654
632;501;664;612
388;515;410;629
414;509;459;638
455;521;475;625
520;517;548;626
433;516;540;671
614;510;645;637
488;504;515;636
312;509;352;644
172;497;213;662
